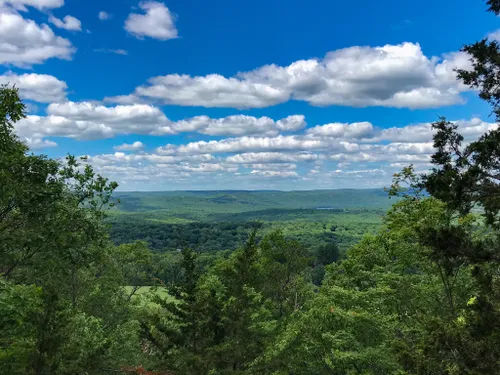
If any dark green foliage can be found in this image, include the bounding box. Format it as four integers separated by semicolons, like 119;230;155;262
425;117;500;228
316;242;340;265
108;208;383;255
487;0;500;14
0;86;151;374
384;6;500;370
109;220;263;251
140;230;313;374
310;264;325;286
410;64;500;375
259;231;312;318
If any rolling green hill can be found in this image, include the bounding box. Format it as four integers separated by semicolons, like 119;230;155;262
112;189;393;216
108;189;394;252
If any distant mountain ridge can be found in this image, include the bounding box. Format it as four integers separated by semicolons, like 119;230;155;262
112;189;393;216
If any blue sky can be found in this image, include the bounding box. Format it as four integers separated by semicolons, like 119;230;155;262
1;0;498;190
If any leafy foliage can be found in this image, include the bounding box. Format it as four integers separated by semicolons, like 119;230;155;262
0;86;153;374
3;3;500;371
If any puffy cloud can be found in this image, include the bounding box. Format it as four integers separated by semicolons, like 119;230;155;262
179;163;237;173
250;170;298;178
0;10;74;67
125;1;178;40
72;117;499;190
172;115;275;136
158;135;371;156
455;118;498;140
16;102;174;140
82;152;236;188
331;168;388;176
16;100;305;141
49;15;82;31
379;123;433;143
379;118;498;143
46;102;173;134
246;163;297;171
160;135;332;155
113;42;472;109
329;152;378;163
307;121;374;139
226;152;318;164
98;11;110;20
488;29;500;42
172;114;303;136
79;115;499;189
276;115;306;131
242;45;471;109
114;141;145;151
87;152;215;166
119;74;287;108
24;137;57;149
0;72;67;102
380;142;435;155
0;0;63;10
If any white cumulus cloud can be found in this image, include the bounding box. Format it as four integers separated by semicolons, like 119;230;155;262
0;10;74;67
76;116;499;190
276;115;307;131
125;1;178;40
114;141;145;151
48;14;82;31
160;135;331;155
117;74;287;109
0;0;63;10
226;152;318;164
24;137;57;149
249;170;299;178
171;114;303;136
0;72;67;102
14;100;306;141
110;42;472;110
307;122;375;139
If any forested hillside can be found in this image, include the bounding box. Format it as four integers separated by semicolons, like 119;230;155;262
108;190;389;252
2;1;500;375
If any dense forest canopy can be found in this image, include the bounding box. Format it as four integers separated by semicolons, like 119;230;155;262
2;1;500;374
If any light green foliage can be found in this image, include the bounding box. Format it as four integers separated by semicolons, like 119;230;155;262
259;288;401;375
124;286;174;305
256;193;478;375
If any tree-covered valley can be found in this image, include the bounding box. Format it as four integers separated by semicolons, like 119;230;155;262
108;189;389;252
4;1;500;374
